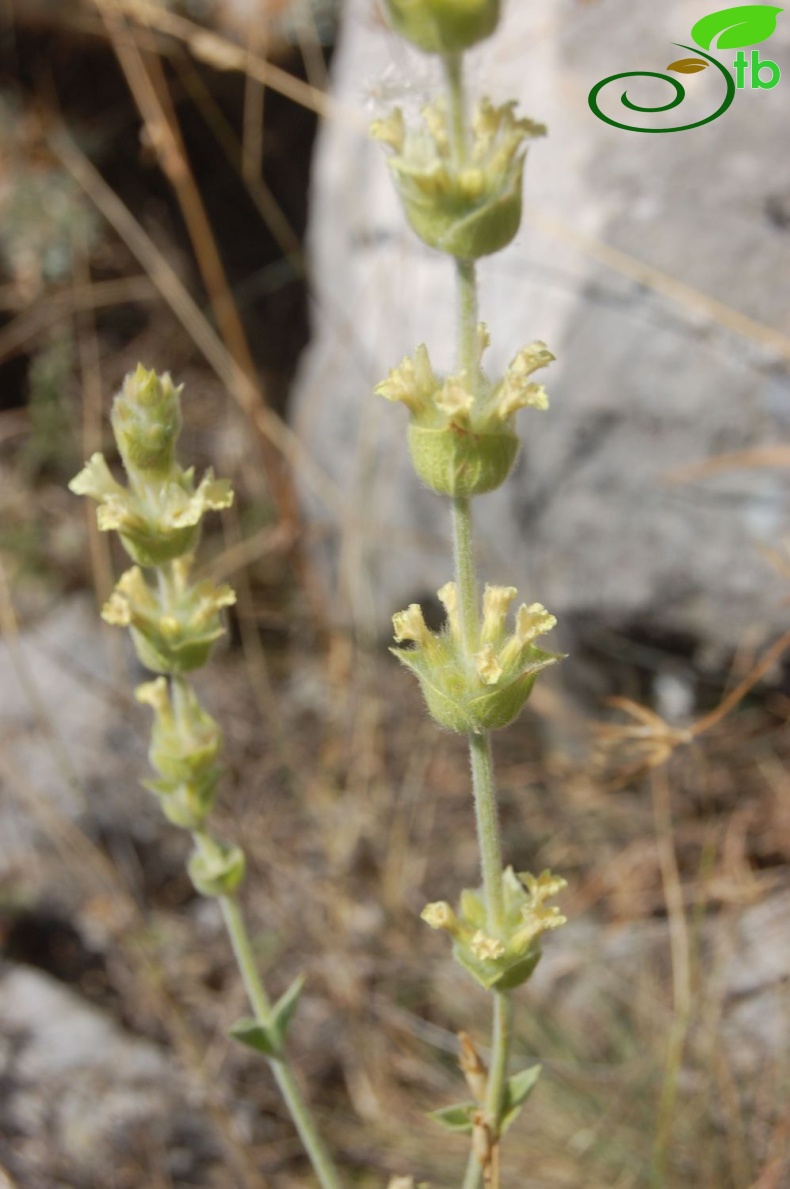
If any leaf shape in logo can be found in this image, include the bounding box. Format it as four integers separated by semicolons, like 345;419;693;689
667;57;710;72
691;5;783;50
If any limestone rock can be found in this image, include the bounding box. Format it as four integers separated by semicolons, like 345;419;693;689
0;595;153;878
0;963;176;1183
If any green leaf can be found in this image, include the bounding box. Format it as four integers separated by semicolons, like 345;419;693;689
691;5;782;50
269;974;305;1049
229;1016;281;1058
431;1068;542;1138
667;57;710;72
500;1065;542;1134
429;1101;477;1134
229;976;305;1058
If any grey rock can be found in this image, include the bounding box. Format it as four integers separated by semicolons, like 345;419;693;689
0;595;155;878
0;963;174;1178
293;0;790;648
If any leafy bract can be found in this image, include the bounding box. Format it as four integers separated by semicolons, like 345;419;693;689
429;1065;542;1136
230;974;305;1059
500;1065;542;1133
430;1101;476;1134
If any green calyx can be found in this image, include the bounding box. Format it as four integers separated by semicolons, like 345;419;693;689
371;98;545;260
136;676;223;828
391;582;561;733
383;0;500;54
422;868;567;991
375;333;554;498
188;832;246;897
407;419;519;498
102;558;236;675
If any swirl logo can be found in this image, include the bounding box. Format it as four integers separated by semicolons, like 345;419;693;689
588;5;783;134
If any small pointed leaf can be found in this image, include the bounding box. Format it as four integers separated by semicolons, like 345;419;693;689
429;1101;476;1134
500;1065;542;1134
667;57;710;72
229;1016;281;1058
691;5;782;50
269;974;305;1048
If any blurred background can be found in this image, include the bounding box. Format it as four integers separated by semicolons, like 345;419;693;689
0;1;789;1186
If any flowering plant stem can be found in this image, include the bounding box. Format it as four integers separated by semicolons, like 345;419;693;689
70;365;345;1189
446;52;512;1185
217;892;344;1189
462;993;512;1189
376;8;565;1180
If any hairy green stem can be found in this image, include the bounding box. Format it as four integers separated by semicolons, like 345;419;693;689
461;1145;481;1189
443;53;468;169
456;258;479;380
218;893;344;1189
452;496;478;654
157;557;178;603
461;994;513;1189
444;45;505;941
468;732;505;932
485;992;513;1126
444;41;513;1187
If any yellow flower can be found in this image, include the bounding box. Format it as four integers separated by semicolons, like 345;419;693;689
103;560;236;674
392;584;560;733
373;98;546;259
422;868;568;992
374;334;554;497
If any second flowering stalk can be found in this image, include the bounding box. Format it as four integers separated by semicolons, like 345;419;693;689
70;366;343;1189
374;4;568;1184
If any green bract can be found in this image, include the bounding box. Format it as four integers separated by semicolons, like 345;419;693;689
383;0;501;54
391;582;561;733
372;99;545;259
375;334;554;497
422;868;567;990
112;364;183;481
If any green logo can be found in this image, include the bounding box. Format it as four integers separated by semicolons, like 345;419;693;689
588;5;783;133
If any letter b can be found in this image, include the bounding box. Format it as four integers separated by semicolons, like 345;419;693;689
751;49;781;89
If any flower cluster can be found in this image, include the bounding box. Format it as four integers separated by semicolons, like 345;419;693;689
372;98;546;259
422;868;567;990
69;368;232;567
375;328;554;496
70;365;241;897
102;558;236;675
392;581;560;732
